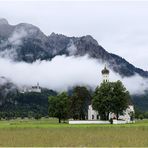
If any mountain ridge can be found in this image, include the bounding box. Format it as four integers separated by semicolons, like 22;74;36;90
0;18;148;78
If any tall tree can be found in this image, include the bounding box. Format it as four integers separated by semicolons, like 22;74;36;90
70;86;91;120
92;82;112;120
92;81;130;120
48;92;69;123
110;80;129;119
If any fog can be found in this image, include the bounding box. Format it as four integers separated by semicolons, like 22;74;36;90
0;28;27;59
0;55;147;95
0;25;147;95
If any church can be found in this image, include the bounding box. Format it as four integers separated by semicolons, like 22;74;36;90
87;66;134;123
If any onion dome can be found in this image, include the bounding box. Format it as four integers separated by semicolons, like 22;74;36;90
101;65;109;74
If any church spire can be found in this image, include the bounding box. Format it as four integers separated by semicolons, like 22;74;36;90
101;65;109;82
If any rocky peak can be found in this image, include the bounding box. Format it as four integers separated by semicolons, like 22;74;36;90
49;32;69;39
79;35;99;46
15;23;45;38
0;19;14;38
16;23;38;31
50;32;57;37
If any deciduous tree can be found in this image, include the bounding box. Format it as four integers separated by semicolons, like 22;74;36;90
92;81;130;120
70;86;91;120
48;92;69;123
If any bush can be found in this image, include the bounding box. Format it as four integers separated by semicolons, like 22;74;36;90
34;114;42;120
144;112;148;118
139;114;144;120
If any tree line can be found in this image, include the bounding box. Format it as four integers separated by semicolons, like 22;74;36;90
48;80;132;123
0;80;147;122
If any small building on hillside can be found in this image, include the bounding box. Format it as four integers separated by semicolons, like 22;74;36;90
20;83;41;93
30;83;41;93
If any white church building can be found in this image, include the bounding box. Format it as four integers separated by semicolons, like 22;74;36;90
69;66;135;124
87;66;135;123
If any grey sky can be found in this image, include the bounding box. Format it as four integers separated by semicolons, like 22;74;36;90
0;0;148;70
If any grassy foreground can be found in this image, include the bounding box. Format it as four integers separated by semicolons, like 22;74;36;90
0;118;148;147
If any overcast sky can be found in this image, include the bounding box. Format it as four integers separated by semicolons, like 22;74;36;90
0;0;147;70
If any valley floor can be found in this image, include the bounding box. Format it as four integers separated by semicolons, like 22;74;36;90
0;118;148;147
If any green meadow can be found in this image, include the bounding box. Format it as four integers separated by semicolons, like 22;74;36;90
0;118;148;147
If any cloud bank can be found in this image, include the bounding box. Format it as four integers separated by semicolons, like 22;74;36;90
0;55;147;95
0;28;147;95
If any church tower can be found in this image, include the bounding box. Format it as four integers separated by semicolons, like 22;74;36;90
101;65;109;82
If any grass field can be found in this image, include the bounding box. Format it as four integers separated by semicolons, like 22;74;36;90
0;118;148;147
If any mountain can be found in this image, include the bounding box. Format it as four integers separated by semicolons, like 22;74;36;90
0;18;148;78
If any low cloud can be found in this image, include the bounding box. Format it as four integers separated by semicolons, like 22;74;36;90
67;39;77;56
0;28;27;60
8;29;27;46
0;55;147;95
